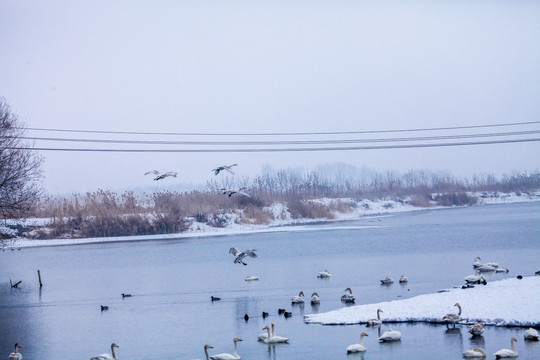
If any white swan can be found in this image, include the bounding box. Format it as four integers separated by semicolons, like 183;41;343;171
212;164;238;176
291;291;305;304
244;276;259;281
9;343;22;360
468;322;485;336
317;269;332;278
262;325;289;343
495;267;510;273
524;327;539;341
341;288;355;303
346;332;368;353
90;343;119;360
463;348;486;358
378;329;402;342
194;345;214;360
465;271;486;284
473;257;482;268
477;265;496;272
380;276;394;284
399;275;408;283
367;309;383;327
257;323;276;341
442;303;462;328
310;292;320;304
484;261;499;268
494;336;518;358
145;170;177;181
210;338;242;360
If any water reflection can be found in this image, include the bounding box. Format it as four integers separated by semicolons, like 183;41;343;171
468;334;485;348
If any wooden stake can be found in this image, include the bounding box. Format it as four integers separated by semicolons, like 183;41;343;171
37;270;43;288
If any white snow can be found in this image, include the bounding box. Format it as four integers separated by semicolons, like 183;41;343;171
304;276;540;327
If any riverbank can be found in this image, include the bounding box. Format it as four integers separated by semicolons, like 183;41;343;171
2;190;539;249
304;276;540;327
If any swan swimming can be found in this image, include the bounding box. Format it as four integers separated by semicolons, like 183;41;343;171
258;323;275;341
524;327;539;341
378;329;402;342
262;325;289;343
442;303;462;328
210;338;242;360
399;275;408;283
9;343;22;360
310;292;320;304
462;348;487;358
380;276;394;284
473;257;482;268
90;343;119;360
341;288;355;303
468;322;485;336
367;309;383;327
291;291;305;304
317;269;332;278
494;336;518;358
244;276;259;281
195;344;214;360
346;332;368;353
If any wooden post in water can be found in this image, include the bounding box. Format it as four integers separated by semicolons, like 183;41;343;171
37;270;43;288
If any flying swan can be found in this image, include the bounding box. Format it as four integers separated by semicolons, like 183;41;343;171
210;338;242;360
145;170;178;181
346;332;368;353
90;343;119;360
229;248;257;265
212;164;238;176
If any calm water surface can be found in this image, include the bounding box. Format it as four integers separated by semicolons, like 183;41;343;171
1;202;539;359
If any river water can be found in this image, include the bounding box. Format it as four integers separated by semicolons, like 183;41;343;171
1;202;539;359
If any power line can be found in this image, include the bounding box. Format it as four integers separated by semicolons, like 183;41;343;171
18;129;540;146
21;121;540;137
11;137;540;153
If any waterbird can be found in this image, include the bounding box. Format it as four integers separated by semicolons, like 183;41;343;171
524;327;539;341
121;293;131;298
399;275;408;283
442;303;462;328
283;311;292;318
145;170;178;181
90;343;119;360
100;305;109;311
494;336;518;358
367;309;383;327
463;348;487;358
468;322;485;336
220;188;251;198
380;276;394;285
212;164;238;176
346;332;368;353
209;338;242;360
262;311;269;319
262;325;289;343
229;247;257;265
243;314;249;321
8;343;22;360
316;269;332;278
258;323;275;341
199;345;214;360
341;288;355;303
378;329;402;342
278;308;286;315
211;296;221;301
291;291;305;304
310;292;320;305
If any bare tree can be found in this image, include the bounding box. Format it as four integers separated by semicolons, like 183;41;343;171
0;98;43;218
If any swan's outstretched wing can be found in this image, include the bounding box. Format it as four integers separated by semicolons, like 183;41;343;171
145;170;160;176
244;249;257;258
229;247;240;256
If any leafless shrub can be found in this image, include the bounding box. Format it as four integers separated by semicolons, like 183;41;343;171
408;195;433;207
434;192;478;206
240;205;271;225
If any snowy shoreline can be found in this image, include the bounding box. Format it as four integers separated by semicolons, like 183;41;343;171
304;276;540;328
2;190;539;249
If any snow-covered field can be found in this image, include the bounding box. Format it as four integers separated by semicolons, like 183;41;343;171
1;190;539;249
304;276;540;327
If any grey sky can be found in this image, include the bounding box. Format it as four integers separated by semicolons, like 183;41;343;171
1;1;539;194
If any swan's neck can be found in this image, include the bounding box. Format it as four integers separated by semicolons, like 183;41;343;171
204;347;209;360
347;289;352;294
267;327;271;338
272;324;275;337
377;310;381;320
511;339;515;352
233;341;238;356
111;345;117;360
457;304;462;316
359;334;364;346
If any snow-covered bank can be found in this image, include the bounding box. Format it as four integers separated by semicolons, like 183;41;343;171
2;190;539;249
304;276;540;327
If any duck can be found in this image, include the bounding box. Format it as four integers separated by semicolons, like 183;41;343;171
211;296;221;301
283;311;292;318
494;336;518;358
277;308;286;315
341;288;355;303
367;309;383;327
399;275;408;283
209;338;242;360
100;305;109;311
317;269;332;278
442;303;462;328
310;292;320;305
121;293;131;298
9;343;22;360
468;322;485;336
90;343;119;360
346;332;368;353
524;327;539;341
243;314;249;321
291;291;305;304
462;348;487;358
380;276;394;285
378;329;402;342
262;311;269;319
262;325;289;343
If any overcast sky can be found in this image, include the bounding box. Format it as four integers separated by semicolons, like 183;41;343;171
1;1;539;194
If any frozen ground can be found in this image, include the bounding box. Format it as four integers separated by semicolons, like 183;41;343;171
304;276;540;327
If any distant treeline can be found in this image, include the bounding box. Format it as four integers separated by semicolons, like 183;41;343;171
16;168;540;240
